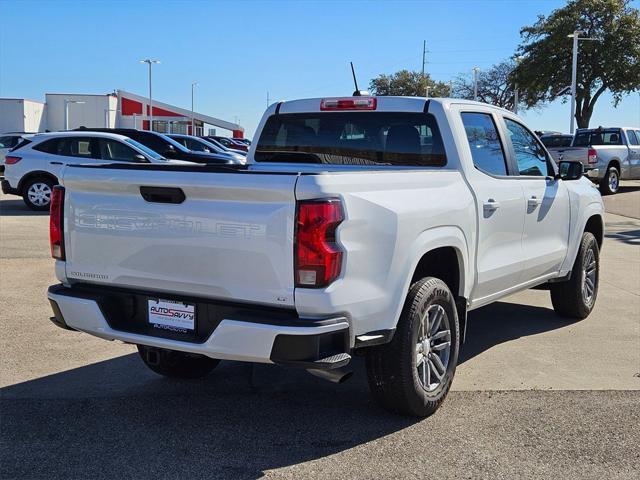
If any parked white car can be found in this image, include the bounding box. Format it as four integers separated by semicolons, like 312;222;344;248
47;97;604;417
1;131;185;210
0;133;35;172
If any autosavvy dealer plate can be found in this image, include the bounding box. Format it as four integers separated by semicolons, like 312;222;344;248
148;299;195;332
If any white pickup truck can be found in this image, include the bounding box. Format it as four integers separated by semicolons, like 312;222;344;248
47;97;604;417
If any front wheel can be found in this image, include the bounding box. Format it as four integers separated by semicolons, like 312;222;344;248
137;345;219;379
550;232;599;319
599;165;620;195
366;277;460;417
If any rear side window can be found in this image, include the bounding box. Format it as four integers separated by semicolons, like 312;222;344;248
574;129;623;146
33;137;95;158
255;112;446;167
460;112;508;176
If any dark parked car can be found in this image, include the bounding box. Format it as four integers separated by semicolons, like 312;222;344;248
206;135;249;152
75;128;236;164
540;134;574;149
168;134;246;163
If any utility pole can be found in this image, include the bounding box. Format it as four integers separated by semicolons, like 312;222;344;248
422;40;428;97
513;56;524;115
472;67;480;101
567;31;599;133
191;81;198;135
140;59;160;131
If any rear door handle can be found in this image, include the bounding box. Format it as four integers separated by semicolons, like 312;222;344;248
483;199;501;211
528;196;543;208
140;186;186;204
50;161;63;165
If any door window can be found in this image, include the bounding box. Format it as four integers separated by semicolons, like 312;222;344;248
460;112;508;176
98;139;140;161
504;119;549;177
626;130;639;145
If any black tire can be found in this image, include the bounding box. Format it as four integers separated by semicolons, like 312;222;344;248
137;345;219;379
22;176;56;211
550;232;599;319
599;165;620;195
365;277;460;417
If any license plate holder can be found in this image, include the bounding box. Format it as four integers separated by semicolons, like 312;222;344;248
147;298;196;333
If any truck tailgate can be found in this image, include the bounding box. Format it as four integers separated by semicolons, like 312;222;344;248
61;166;298;307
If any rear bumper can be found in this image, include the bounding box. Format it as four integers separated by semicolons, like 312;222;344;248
47;284;350;368
585;167;601;181
1;179;18;195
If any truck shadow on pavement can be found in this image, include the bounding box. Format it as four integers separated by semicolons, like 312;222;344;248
0;197;46;216
0;301;572;479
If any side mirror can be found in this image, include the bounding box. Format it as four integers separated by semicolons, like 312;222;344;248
557;160;583;180
134;154;148;162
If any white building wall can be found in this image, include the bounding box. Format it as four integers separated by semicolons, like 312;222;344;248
0;99;27;132
45;94;116;131
23;100;46;132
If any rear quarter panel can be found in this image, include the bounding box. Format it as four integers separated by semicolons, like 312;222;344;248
294;170;475;340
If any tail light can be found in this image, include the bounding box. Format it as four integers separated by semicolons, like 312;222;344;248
295;199;344;288
4;155;22;165
50;186;65;260
587;148;597;164
320;97;377;111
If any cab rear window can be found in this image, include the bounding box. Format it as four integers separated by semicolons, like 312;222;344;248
255;112;446;167
574;129;622;147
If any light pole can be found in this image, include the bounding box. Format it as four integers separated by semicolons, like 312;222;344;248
191;81;198;135
448;80;453;98
425;86;431;99
513;55;525;115
567;31;599;134
472;67;480;101
64;100;85;130
140;59;160;131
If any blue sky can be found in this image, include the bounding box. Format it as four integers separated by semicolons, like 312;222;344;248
1;0;638;137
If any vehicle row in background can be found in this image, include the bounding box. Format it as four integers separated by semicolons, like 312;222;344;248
1;129;246;210
544;127;640;195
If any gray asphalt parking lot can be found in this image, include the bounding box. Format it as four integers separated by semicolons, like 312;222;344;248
1;183;639;479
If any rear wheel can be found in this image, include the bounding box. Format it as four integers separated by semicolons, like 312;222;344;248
22;177;56;211
137;345;219;379
599;165;620;195
550;232;599;319
366;277;460;417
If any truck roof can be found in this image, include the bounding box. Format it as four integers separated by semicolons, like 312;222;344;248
276;96;514;115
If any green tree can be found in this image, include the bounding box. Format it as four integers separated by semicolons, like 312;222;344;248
514;0;640;128
369;69;450;97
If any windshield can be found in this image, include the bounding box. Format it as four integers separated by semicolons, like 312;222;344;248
159;133;191;152
255;112;446;166
574;129;622;147
125;138;166;160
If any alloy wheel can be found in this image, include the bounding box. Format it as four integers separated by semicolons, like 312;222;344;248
416;304;451;392
27;182;52;207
